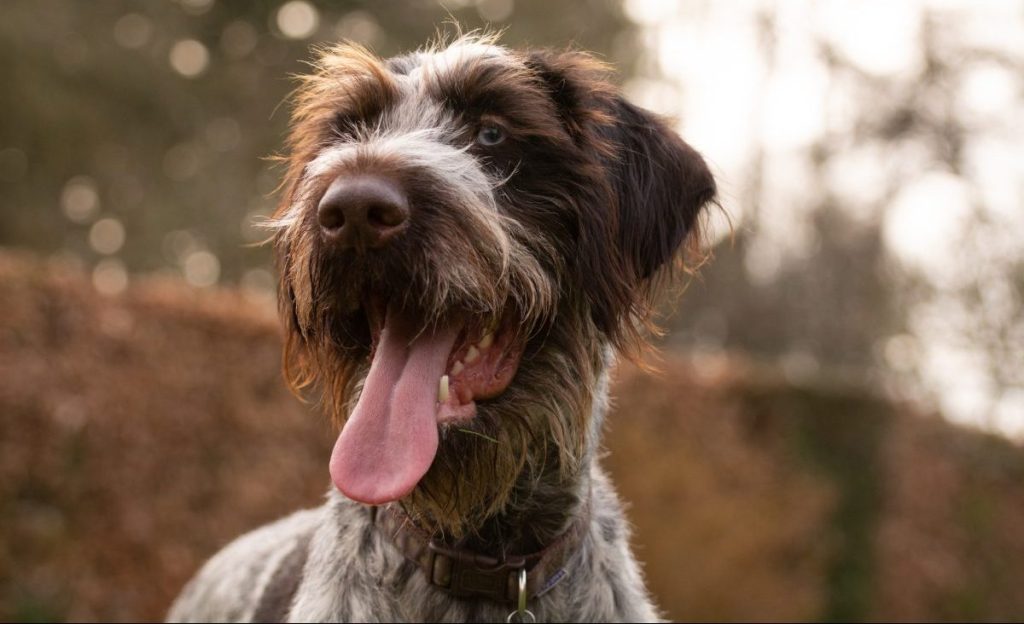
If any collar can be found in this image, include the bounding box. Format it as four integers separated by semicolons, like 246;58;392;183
376;504;586;605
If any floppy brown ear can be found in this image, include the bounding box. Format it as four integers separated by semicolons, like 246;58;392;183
601;97;716;280
527;50;716;344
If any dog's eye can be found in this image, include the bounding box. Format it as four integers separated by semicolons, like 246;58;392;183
476;125;505;147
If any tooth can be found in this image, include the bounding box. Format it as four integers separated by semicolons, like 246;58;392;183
452;361;464;375
438;375;449;403
479;332;493;349
465;345;480;363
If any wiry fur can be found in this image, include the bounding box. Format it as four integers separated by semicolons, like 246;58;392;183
169;33;715;623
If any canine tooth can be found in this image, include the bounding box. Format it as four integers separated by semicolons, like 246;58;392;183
479;332;493;349
438;375;450;403
452;361;464;375
465;345;480;363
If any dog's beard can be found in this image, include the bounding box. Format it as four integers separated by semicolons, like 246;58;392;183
386;306;606;540
285;252;605;538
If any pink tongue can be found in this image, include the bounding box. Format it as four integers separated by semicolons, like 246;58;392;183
329;308;459;505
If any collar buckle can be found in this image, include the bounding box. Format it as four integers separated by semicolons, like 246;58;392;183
426;541;526;602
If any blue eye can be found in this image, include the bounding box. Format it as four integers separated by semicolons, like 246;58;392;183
476;125;505;146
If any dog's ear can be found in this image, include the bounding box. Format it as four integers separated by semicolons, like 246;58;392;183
527;50;716;345
601;97;717;280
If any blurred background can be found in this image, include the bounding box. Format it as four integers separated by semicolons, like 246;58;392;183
1;0;1023;621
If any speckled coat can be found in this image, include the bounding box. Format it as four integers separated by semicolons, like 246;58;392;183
167;462;659;623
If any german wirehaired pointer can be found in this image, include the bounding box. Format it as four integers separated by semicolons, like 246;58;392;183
168;34;715;623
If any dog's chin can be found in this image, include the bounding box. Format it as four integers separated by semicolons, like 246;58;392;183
406;376;545;537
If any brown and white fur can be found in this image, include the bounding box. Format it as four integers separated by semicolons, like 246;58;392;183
168;34;715;623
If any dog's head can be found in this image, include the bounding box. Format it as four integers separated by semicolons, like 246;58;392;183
269;35;715;536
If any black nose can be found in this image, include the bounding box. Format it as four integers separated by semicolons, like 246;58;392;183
317;175;410;251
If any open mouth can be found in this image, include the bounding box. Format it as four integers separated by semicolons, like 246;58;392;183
329;297;525;506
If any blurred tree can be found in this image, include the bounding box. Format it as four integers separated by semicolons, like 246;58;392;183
663;7;906;383
661;5;1023;431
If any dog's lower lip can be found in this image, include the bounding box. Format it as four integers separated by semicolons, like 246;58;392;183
437;400;477;424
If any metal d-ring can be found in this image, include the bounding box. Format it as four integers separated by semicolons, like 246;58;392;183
506;568;536;623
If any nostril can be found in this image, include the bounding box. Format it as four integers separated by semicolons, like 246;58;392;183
366;203;406;229
318;202;346;232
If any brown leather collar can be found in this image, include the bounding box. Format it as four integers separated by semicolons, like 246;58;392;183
377;505;586;604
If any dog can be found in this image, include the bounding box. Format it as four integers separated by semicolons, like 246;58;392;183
167;34;715;623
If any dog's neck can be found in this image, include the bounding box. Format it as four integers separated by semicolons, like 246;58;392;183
379;483;589;605
460;463;591;555
425;355;611;556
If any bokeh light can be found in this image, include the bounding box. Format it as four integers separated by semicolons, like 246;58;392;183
883;172;972;282
162;230;198;265
241;267;276;296
476;0;514;23
221;20;259;59
113;13;153;49
334;11;380;46
276;1;320;40
61;176;100;224
183;250;220;287
169;39;210;77
88;218;126;255
179;0;215;17
163;143;202;181
92;258;129;295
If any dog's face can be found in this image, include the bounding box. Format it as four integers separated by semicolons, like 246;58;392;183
269;36;715;536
